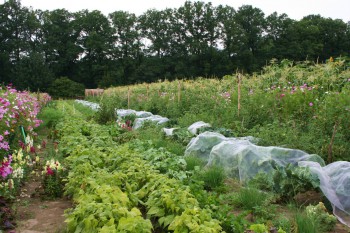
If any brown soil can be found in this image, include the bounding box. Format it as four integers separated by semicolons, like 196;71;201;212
8;169;72;233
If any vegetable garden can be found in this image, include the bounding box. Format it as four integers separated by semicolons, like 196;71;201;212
1;59;350;232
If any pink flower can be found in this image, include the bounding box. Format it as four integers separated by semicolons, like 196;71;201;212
0;155;13;178
309;102;314;107
4;130;9;136
0;141;10;150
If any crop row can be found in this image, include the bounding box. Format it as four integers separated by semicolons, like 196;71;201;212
56;101;222;232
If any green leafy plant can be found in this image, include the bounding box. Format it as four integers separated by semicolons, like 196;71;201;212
249;165;320;202
305;202;337;232
249;223;268;233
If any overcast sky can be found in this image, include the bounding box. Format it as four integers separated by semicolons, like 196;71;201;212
19;0;350;22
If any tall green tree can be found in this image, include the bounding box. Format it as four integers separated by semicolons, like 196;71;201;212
0;0;45;85
74;10;114;87
265;12;294;59
40;9;80;78
175;1;221;76
234;5;266;71
109;11;141;84
216;5;243;71
12;52;54;91
301;15;349;60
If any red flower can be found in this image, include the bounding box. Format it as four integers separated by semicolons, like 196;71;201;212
19;141;25;149
41;140;47;149
46;166;54;175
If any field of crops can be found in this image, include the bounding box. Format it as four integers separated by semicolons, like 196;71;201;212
1;59;350;232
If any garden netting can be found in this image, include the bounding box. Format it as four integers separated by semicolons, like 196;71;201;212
187;121;211;135
74;100;100;111
185;131;350;227
299;161;350;227
115;109;169;129
185;132;324;182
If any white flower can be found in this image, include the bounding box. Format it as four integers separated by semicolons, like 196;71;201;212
12;167;24;179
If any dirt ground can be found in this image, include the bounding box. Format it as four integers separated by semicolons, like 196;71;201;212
7;170;72;233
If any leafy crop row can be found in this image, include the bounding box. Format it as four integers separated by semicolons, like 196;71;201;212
56;102;222;232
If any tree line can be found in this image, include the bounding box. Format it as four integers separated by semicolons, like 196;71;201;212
1;0;349;91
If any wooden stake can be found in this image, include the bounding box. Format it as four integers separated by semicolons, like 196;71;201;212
178;81;181;103
147;84;149;100
237;73;242;117
328;120;340;163
127;87;130;109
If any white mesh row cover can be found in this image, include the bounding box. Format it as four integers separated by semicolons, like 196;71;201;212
163;128;178;136
116;109;137;117
132;115;169;129
186;132;350;227
116;109;153;118
207;140;324;182
184;132;229;161
75;100;100;111
115;109;169;129
187;121;211;135
299;161;350;227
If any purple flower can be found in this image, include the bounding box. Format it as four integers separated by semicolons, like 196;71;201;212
309;102;314;107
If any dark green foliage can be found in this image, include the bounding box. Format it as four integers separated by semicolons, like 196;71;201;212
1;0;349;89
42;171;66;198
12;53;54;92
48;77;84;98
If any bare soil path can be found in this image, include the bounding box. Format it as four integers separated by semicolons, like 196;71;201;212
8;167;71;233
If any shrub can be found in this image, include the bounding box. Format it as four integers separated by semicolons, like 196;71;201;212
48;77;84;98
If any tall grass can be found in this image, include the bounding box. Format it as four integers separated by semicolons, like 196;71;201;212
294;211;320;233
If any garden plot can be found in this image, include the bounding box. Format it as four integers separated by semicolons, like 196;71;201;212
76;100;350;227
